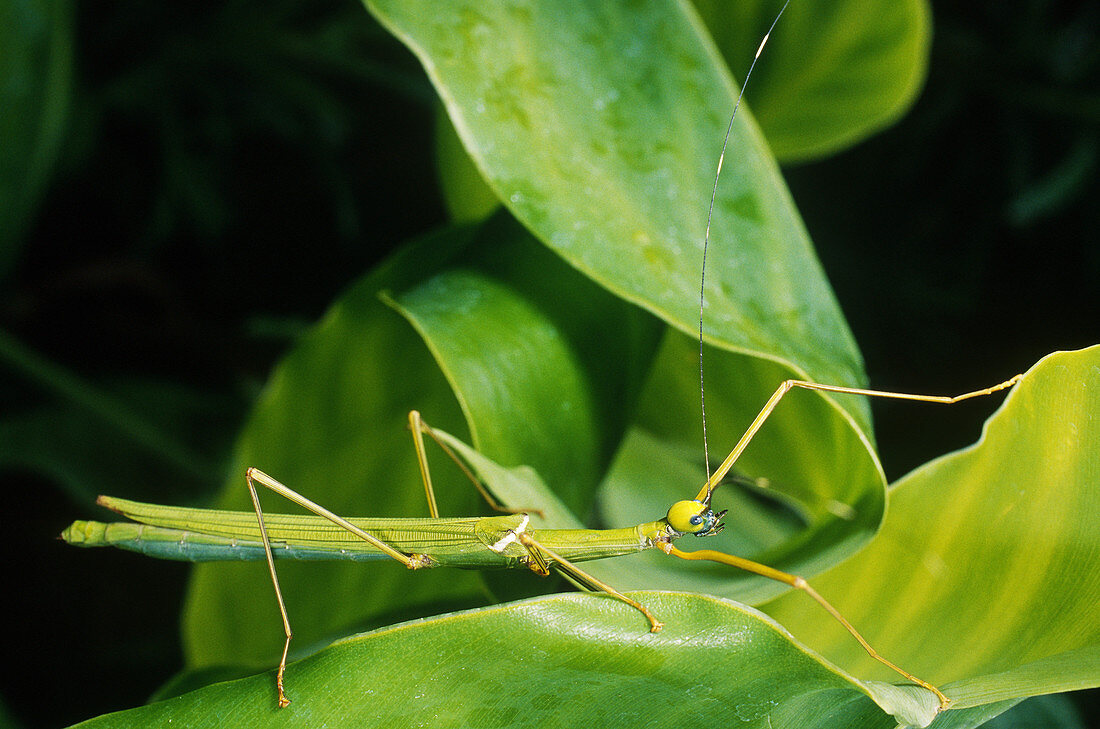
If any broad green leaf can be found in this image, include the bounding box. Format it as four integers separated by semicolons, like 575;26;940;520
436;403;874;609
397;348;1099;723
693;0;931;163
420;331;885;608
367;0;863;391
600;428;804;559
0;0;71;277
387;271;605;510
148;666;259;705
71;593;942;729
385;215;662;513
368;0;888;595
763;346;1100;709
183;215;660;668
76;347;1099;726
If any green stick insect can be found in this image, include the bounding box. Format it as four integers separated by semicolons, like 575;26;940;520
60;2;1023;715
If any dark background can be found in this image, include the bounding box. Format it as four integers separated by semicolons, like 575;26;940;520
1;1;1097;727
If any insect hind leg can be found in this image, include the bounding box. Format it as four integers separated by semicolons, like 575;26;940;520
244;467;428;707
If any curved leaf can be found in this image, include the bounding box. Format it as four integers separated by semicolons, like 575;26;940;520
593;331;884;604
177;344;1099;722
430;0;933;209
72;593;941;729
385;216;662;513
693;0;931;163
763;346;1100;708
387;271;605;509
367;0;863;389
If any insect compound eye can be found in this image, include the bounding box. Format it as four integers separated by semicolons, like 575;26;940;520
666;499;711;535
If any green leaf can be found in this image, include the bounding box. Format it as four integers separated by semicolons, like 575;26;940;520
367;0;863;388
421;349;1100;722
0;0;71;277
433;380;879;611
762;346;1100;708
367;0;889;597
384;217;662;513
692;0;931;163
183;225;488;669
70;593;941;729
73;346;1099;726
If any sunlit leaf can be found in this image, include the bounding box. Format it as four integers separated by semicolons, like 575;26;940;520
764;346;1100;710
73;593;942;729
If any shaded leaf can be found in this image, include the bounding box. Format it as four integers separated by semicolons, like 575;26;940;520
183;224;489;668
693;0;931;162
434;107;499;223
593;331;884;604
983;694;1086;729
72;347;1100;727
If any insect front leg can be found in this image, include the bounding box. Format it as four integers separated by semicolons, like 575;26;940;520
698;374;1023;501
660;542;950;711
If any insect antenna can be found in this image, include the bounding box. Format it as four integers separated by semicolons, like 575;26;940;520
699;0;791;505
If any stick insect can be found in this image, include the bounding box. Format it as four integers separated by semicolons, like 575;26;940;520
61;2;1023;715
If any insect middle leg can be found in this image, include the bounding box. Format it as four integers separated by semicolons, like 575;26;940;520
408;410;543;518
661;543;950;709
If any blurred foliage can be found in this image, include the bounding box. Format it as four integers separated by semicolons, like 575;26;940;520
0;0;1097;727
0;0;71;279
